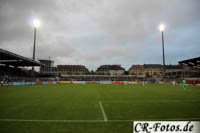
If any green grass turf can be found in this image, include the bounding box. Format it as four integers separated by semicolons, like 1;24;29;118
0;84;199;133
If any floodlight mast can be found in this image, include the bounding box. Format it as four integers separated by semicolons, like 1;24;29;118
32;27;36;61
159;24;166;73
32;19;40;75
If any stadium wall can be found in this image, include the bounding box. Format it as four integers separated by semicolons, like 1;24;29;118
1;80;200;86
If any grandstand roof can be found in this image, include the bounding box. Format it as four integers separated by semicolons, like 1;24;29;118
39;59;54;62
0;48;44;66
179;57;200;68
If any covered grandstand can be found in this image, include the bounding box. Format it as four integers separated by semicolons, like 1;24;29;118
163;57;200;79
0;48;44;67
0;48;44;81
179;56;200;68
162;57;200;79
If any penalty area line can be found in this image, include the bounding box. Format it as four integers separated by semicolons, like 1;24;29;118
99;101;108;122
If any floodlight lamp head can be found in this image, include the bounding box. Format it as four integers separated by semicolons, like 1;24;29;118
159;24;165;32
33;19;40;28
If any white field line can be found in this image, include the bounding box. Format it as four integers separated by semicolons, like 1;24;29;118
0;119;105;123
99;101;108;122
0;118;200;123
103;100;200;103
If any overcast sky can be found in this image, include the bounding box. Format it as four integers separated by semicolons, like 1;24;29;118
0;0;200;71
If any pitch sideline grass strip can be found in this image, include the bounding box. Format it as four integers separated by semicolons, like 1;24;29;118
99;101;108;122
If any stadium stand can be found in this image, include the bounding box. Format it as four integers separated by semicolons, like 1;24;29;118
1;48;199;85
0;48;44;81
60;75;143;81
179;57;200;68
0;48;43;66
0;65;30;77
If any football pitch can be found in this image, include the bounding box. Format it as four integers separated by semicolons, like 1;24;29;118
0;84;200;133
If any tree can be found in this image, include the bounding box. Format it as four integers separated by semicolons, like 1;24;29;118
90;70;95;75
67;72;72;75
124;71;129;75
58;73;61;77
146;72;150;77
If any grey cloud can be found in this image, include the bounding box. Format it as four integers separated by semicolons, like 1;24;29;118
83;43;142;64
87;0;200;42
0;0;199;69
36;36;75;59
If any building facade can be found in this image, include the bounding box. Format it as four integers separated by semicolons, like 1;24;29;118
39;60;57;75
57;65;89;76
128;64;164;77
128;65;144;76
39;60;89;76
96;65;125;75
144;64;163;77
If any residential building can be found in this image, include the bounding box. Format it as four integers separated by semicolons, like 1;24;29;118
128;65;144;76
96;65;125;75
144;64;163;77
57;65;89;76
